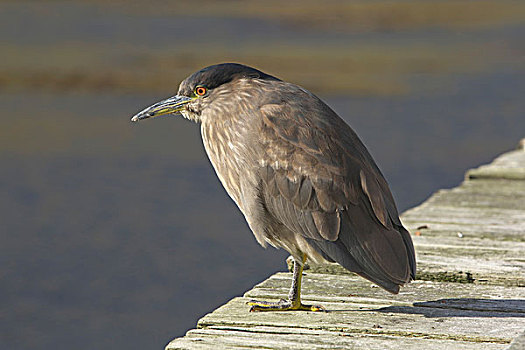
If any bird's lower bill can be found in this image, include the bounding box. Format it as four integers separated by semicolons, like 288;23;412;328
130;95;192;122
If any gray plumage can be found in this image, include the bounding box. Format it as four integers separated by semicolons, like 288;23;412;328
131;63;416;300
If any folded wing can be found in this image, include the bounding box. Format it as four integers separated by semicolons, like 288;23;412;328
256;99;416;293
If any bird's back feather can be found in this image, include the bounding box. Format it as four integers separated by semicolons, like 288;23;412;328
254;82;416;292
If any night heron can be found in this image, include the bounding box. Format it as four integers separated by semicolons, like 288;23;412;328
131;63;416;312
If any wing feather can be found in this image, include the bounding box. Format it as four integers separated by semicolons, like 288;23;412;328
256;96;415;292
360;169;391;229
311;210;340;241
275;171;300;200
292;178;312;209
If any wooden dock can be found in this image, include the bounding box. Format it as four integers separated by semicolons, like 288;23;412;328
166;139;525;350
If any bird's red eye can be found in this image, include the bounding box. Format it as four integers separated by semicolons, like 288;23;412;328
195;86;207;96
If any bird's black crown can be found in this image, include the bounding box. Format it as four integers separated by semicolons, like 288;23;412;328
178;63;280;96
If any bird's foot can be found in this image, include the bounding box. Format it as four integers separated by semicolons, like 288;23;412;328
247;298;325;312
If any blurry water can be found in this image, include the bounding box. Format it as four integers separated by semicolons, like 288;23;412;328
1;2;524;350
0;92;289;349
327;70;525;209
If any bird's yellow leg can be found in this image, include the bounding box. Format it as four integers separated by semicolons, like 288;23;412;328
248;254;325;312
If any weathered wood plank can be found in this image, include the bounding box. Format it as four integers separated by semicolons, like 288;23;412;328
402;206;525;237
508;330;525;350
299;238;525;286
245;273;525;311
168;327;507;350
419;180;525;210
404;209;524;230
398;146;525;288
194;297;520;344
175;273;524;348
167;273;524;349
467;148;525;180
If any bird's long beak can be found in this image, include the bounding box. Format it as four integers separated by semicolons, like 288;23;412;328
130;95;192;122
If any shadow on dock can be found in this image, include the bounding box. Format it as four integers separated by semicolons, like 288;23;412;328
377;298;525;318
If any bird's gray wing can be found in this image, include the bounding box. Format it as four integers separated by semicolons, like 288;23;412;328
257;100;415;293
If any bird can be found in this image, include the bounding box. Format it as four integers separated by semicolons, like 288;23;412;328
131;63;416;312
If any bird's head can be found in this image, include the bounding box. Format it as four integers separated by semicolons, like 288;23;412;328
131;63;279;123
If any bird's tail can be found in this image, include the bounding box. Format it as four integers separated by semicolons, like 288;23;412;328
306;202;416;294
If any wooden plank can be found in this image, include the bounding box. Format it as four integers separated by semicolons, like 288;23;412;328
168;327;507;350
299;234;525;286
402;206;525;238
399;147;525;287
192;297;520;345
403;207;524;229
167;273;524;349
467;148;525;180
421;180;525;210
244;273;525;311
508;330;525;350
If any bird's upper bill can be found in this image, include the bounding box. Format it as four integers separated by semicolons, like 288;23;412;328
130;95;192;122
